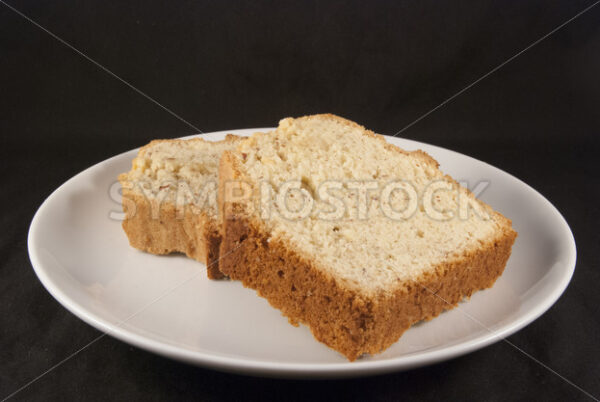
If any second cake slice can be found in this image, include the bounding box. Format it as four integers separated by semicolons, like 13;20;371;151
119;135;242;279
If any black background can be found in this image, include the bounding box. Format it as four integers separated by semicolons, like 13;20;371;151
2;0;599;400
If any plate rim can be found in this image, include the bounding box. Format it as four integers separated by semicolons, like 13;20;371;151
28;128;577;378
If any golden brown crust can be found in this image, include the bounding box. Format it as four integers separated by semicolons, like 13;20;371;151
219;212;515;360
121;190;225;279
218;121;518;360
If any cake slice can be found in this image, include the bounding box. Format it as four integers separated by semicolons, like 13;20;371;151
119;135;242;279
218;114;517;360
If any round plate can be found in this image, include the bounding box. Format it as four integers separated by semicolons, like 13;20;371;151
28;128;576;378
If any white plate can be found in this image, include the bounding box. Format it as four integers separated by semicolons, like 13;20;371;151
28;128;576;378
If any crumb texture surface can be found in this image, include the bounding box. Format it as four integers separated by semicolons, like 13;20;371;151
233;115;514;293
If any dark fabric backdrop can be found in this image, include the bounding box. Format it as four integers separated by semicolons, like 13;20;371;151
1;0;599;400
